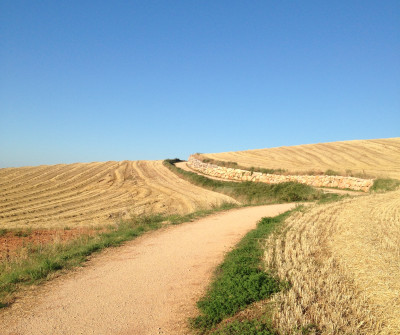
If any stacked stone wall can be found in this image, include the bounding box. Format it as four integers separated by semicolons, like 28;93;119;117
187;156;373;192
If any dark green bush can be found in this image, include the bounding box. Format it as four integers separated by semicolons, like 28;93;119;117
370;178;400;192
325;169;340;176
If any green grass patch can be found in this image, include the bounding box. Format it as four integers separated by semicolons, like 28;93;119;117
164;159;326;204
324;169;341;176
249;166;287;175
191;210;293;333
13;229;32;237
370;178;400;192
201;158;239;168
0;203;237;308
317;192;346;204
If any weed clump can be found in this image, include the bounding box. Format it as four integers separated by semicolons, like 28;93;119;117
370;178;400;192
325;169;340;176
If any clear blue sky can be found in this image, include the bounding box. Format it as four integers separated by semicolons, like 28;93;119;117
1;1;399;167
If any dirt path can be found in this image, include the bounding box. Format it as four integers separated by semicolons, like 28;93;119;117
0;204;296;335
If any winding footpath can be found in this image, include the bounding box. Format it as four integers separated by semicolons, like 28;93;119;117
0;204;296;335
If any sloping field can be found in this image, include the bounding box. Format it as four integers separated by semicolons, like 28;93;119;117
0;160;236;229
265;189;400;334
200;137;400;179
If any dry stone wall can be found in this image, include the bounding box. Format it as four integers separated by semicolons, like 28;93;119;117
187;156;373;192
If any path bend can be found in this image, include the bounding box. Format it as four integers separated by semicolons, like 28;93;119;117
0;203;296;335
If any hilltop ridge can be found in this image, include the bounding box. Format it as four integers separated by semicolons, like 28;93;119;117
199;137;400;179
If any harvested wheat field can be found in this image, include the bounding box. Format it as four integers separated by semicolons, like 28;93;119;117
0;160;236;229
265;189;400;334
200;137;400;178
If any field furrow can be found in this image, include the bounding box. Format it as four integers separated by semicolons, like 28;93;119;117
0;160;236;229
0;161;134;209
133;160;236;214
0;165;60;190
0;162;113;198
0;163;137;212
265;189;400;334
2;190;132;224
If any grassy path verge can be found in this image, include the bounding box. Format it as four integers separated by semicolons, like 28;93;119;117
163;159;329;204
192;209;296;334
0;203;237;308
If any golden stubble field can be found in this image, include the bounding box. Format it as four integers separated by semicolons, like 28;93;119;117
1;138;400;332
0;160;236;229
265;189;400;334
200;137;400;179
203;136;400;333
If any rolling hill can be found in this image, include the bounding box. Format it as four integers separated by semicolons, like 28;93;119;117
199;137;400;179
0;160;235;229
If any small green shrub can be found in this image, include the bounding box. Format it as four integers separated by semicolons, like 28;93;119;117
202;158;239;168
257;167;287;174
318;193;345;204
166;158;184;165
13;230;31;237
370;178;400;192
324;169;340;176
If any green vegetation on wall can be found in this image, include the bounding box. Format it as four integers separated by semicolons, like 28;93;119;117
164;159;334;204
370;178;400;192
